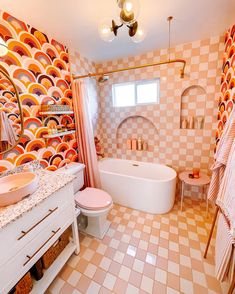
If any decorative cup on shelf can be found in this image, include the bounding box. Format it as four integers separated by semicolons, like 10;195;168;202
131;138;137;151
137;138;142;151
188;116;194;129
192;168;200;179
195;116;204;129
181;118;188;129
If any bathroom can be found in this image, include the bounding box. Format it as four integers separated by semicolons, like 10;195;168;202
0;0;234;293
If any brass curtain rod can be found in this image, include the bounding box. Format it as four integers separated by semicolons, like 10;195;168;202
72;58;186;80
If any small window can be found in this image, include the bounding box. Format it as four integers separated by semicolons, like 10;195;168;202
112;79;160;107
112;82;135;107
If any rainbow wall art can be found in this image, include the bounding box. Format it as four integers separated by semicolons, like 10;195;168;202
0;11;78;172
216;25;235;144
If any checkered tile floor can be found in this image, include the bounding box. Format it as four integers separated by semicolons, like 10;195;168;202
47;197;226;294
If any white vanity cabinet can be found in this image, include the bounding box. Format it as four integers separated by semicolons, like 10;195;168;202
0;181;79;294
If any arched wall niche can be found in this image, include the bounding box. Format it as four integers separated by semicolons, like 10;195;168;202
180;85;206;129
116;115;158;151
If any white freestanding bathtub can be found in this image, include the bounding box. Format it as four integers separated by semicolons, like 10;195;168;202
99;158;177;214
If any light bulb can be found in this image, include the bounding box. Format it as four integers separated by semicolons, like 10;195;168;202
0;37;8;57
118;0;139;13
124;1;133;12
98;20;115;42
131;27;146;43
119;0;140;24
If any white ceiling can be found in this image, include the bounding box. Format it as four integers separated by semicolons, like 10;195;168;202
0;0;234;62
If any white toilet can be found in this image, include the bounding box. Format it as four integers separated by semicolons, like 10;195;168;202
57;162;113;239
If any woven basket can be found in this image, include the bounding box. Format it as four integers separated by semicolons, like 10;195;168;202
30;258;44;281
42;227;71;269
14;272;33;294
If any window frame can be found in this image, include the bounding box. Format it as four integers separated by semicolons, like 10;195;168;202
112;78;160;108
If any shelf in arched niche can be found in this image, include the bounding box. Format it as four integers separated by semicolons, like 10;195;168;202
180;85;206;130
116;115;158;152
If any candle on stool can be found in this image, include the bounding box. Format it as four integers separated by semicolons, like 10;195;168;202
193;168;200;178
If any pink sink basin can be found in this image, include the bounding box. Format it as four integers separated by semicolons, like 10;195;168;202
0;172;39;207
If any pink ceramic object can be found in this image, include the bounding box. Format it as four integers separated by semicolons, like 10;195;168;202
0;172;39;207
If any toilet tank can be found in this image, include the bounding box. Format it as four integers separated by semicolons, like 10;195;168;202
56;162;85;194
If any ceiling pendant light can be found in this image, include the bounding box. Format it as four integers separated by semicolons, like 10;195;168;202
99;0;145;43
131;26;146;43
98;19;116;42
0;37;8;56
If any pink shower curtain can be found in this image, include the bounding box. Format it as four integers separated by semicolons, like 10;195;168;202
72;79;101;188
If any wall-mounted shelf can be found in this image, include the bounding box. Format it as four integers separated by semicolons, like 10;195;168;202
43;130;75;139
39;111;74;115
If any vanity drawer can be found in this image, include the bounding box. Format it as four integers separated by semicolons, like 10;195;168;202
0;204;74;294
0;182;74;267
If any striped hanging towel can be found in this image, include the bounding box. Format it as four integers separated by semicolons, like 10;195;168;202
216;139;235;232
207;107;235;202
215;212;235;282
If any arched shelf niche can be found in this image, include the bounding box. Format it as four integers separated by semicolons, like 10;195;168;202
116;115;158;151
180;85;206;129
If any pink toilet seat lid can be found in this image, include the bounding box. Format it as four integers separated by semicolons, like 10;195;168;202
75;188;112;210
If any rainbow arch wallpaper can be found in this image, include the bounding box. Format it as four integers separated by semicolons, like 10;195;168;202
216;25;235;144
0;11;78;171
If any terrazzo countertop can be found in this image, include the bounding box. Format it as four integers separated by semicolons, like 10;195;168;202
0;165;75;229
